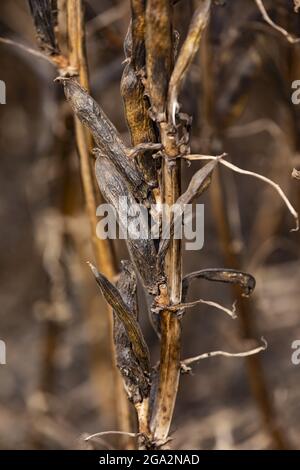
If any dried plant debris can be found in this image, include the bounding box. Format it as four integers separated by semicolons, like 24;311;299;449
113;261;150;403
292;168;300;180
182;268;256;301
88;262;151;376
59;77;150;201
181;337;268;373
28;0;59;55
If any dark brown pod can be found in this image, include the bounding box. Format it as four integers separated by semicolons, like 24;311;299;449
182;268;256;301
60;77;149;201
113;260;150;403
89;262;151;375
95;151;161;295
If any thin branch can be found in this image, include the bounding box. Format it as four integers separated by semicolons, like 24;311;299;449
0;36;55;65
162;299;237;319
182;337;268;369
84;431;141;441
254;0;300;44
184;154;299;232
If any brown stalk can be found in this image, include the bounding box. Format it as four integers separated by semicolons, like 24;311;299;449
145;0;212;445
145;0;181;445
66;0;131;439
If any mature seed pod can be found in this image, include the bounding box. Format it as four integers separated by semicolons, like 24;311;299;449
158;159;217;263
89;263;151;375
182;268;256;302
28;0;59;55
94;151;161;295
113;260;150;403
60;77;149;201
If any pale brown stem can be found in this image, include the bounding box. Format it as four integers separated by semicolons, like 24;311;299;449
66;0;132;443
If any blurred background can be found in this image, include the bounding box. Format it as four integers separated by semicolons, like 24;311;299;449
0;0;300;450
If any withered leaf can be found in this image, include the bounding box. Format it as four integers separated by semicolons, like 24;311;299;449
182;268;256;301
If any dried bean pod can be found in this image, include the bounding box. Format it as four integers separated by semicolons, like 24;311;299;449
89;262;151;375
114;260;150;403
60;77;149;201
95;151;160;295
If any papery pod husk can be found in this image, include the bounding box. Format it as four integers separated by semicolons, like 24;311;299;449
61;77;149;201
95;153;161;295
114;260;150;403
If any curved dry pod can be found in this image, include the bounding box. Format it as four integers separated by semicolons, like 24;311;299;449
95;153;159;294
113;260;150;403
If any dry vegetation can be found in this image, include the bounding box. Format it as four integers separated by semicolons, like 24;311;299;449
0;0;300;450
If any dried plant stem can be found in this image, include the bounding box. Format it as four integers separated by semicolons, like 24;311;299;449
66;0;131;440
150;134;182;445
144;0;182;446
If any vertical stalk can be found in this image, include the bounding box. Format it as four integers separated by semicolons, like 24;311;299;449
145;0;182;445
66;0;132;438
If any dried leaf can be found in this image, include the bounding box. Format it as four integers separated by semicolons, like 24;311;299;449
182;268;256;301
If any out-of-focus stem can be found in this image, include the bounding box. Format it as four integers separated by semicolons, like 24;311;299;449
66;0;132;441
200;20;289;449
